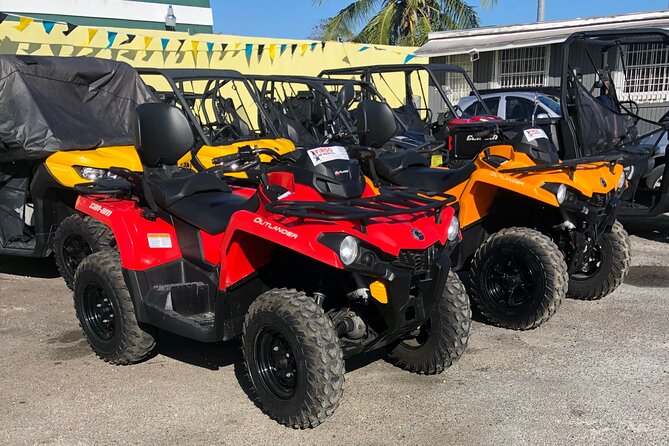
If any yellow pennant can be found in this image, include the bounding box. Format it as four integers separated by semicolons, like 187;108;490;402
268;44;276;61
300;43;308;56
85;28;98;45
191;41;199;59
144;36;153;50
15;17;33;31
234;42;241;50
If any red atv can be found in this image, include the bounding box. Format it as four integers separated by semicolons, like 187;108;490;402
71;103;470;428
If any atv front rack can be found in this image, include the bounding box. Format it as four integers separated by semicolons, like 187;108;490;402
264;188;456;223
499;153;622;176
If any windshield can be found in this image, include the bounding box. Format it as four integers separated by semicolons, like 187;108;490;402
141;73;273;146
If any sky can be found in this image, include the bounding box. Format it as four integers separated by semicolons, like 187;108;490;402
213;0;669;39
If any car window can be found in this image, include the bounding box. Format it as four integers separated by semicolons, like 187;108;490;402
462;97;499;117
506;96;537;120
538;95;561;115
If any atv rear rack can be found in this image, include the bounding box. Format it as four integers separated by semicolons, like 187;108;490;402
264;188;456;224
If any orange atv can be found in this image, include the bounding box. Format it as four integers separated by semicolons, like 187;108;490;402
361;120;630;330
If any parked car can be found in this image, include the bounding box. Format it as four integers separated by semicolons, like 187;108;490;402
457;91;562;121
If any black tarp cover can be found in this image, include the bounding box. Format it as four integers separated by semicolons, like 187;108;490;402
0;55;155;162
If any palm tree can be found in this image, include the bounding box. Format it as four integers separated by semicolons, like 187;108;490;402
313;0;498;46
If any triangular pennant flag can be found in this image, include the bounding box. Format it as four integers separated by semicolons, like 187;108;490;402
177;39;185;51
106;31;118;49
0;13;7;25
280;44;287;56
42;20;56;35
63;22;77;36
245;44;253;59
404;54;417;64
85;28;99;45
300;44;308;56
310;42;317;51
191;40;199;58
268;44;276;61
144;36;153;50
161;38;170;52
290;44;298;56
234;43;241;50
15;17;33;32
119;34;136;45
206;42;214;54
257;44;265;58
221;43;228;53
321;41;326;50
358;46;370;52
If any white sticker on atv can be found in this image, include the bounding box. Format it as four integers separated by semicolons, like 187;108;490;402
523;128;549;142
147;233;173;249
307;146;349;166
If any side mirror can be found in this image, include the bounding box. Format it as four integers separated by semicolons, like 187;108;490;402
356;100;397;148
536;113;550;120
134;103;194;167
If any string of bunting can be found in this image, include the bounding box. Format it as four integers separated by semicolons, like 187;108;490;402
0;11;418;63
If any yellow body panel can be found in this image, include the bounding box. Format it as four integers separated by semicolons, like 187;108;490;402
45;139;297;187
45;146;142;187
370;144;624;230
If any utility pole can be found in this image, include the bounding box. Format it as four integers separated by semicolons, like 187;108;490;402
537;0;546;22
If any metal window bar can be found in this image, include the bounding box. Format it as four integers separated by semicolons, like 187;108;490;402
495;46;548;88
444;54;474;103
621;43;669;103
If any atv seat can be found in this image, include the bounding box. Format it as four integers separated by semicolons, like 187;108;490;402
144;169;257;235
167;191;258;235
373;151;430;178
384;162;476;194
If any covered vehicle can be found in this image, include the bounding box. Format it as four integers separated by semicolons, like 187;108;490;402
0;55;154;268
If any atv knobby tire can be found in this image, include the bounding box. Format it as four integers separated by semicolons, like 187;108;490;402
469;227;568;330
568;221;631;301
388;271;471;375
73;251;156;364
55;214;115;289
242;289;344;429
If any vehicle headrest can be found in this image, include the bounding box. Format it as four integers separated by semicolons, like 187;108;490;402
134;103;194;167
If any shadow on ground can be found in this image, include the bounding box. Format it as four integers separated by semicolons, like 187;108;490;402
620;215;669;243
624;265;669;288
0;255;60;279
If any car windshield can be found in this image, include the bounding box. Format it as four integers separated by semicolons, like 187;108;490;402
539;95;561;116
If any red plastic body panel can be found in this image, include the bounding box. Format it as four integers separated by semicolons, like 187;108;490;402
76;195;182;270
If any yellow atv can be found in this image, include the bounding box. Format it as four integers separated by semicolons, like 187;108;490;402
365;122;630;330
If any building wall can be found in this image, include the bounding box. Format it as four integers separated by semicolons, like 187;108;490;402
0;19;424;78
0;0;213;33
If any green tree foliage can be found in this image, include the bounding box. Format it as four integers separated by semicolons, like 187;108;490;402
314;0;498;46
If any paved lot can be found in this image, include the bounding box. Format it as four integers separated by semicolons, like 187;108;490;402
1;216;668;446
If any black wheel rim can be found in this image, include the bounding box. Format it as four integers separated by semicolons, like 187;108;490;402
81;283;116;341
572;244;603;281
481;252;542;312
255;327;298;400
63;234;92;278
400;320;432;350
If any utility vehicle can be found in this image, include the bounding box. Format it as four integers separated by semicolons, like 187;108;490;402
254;74;629;328
0;55;154;285
71;101;469;428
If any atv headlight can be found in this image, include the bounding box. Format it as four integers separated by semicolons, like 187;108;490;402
617;171;627;190
76;167;118;181
339;236;359;266
542;183;567;204
447;216;460;242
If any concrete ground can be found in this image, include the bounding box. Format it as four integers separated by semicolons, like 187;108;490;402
1;216;667;446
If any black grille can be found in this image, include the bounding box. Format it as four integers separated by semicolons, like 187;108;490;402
392;243;441;274
588;191;613;208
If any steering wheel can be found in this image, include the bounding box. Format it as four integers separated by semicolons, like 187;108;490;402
210;123;241;142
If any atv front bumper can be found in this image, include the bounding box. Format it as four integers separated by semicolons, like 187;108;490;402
559;188;622;273
340;249;452;357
